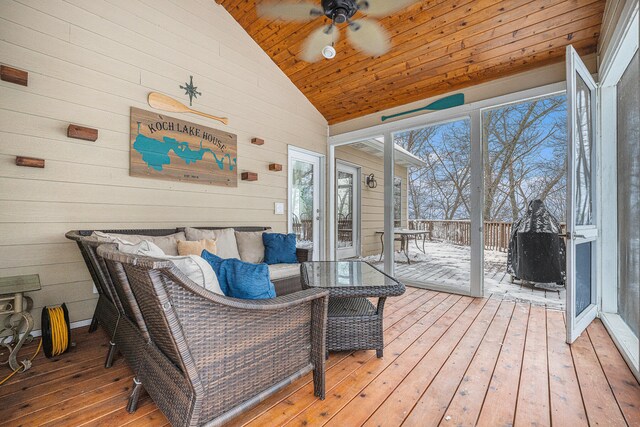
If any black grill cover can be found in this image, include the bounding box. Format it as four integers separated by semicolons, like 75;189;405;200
507;199;566;284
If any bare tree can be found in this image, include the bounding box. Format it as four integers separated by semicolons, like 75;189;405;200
483;96;566;222
396;120;471;220
395;95;567;224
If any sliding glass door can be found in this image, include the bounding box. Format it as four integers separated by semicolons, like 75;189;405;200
329;81;568;299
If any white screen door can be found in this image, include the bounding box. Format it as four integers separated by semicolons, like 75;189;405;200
289;148;322;261
566;45;599;343
336;162;360;259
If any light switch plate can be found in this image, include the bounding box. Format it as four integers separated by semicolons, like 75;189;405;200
274;202;285;215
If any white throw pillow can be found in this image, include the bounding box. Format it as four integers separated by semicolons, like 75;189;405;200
117;240;223;295
117;239;165;256
91;231;185;255
184;227;240;259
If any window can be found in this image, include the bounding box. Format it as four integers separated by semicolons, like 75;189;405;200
394;176;402;227
616;50;639;337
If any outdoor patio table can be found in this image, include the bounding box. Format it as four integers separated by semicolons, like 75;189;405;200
301;261;405;358
375;229;430;264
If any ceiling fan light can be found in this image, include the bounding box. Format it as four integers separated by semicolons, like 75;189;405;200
322;45;337;59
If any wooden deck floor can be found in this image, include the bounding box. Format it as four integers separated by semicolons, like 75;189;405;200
371;257;566;310
2;287;639;426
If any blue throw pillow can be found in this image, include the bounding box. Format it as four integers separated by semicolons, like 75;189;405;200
262;233;298;265
201;250;227;292
201;250;276;299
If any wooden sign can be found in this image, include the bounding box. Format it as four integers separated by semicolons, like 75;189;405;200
130;107;237;187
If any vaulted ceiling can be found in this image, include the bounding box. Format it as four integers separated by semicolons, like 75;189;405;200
217;0;606;124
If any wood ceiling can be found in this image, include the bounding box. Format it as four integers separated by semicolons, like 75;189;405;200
217;0;606;124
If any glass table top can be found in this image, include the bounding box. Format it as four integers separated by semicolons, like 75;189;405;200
302;261;400;288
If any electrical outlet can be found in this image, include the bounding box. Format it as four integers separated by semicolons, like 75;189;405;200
274;202;285;215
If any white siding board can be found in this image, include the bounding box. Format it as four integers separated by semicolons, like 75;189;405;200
0;243;83;269
1;0;71;41
0;201;290;224
0;221;289;247
0;154;287;198
0;178;286;210
0;262;92;287
0;17;141;83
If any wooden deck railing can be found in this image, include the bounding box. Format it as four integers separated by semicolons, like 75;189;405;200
293;219;313;241
409;219;513;252
409;219;566;252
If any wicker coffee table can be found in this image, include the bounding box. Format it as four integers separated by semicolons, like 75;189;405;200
301;261;405;358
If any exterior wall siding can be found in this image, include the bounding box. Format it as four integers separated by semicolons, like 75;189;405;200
0;0;327;329
335;145;408;258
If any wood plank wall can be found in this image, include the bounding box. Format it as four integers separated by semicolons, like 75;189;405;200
0;0;328;329
334;145;407;257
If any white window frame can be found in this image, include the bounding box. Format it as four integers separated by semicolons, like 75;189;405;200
597;0;639;380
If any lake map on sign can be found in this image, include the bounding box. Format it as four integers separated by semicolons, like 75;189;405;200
133;132;237;172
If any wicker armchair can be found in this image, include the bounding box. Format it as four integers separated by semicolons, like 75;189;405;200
96;245;328;427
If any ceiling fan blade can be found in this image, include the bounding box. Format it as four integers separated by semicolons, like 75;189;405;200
347;19;390;57
357;0;419;17
257;2;324;21
301;25;340;62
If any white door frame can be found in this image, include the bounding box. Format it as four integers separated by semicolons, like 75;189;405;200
596;1;639;378
565;45;600;344
336;161;361;259
288;146;326;261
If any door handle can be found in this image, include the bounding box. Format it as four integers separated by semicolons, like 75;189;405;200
571;232;586;239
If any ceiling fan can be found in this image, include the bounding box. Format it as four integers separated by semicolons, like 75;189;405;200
257;0;419;62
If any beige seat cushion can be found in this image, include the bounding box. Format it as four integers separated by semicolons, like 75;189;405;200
184;227;240;259
235;231;266;263
92;231;185;256
117;240;223;295
268;263;301;281
177;239;217;257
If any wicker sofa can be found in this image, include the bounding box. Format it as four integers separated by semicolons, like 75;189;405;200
65;228;327;426
66;226;312;363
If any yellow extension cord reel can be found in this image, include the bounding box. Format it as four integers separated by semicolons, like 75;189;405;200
41;304;71;358
0;303;69;386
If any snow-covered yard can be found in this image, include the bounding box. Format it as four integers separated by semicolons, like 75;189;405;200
363;240;565;309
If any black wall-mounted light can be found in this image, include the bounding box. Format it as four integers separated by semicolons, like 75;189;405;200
366;173;377;189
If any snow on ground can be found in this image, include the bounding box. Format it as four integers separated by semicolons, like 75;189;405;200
362;240;565;309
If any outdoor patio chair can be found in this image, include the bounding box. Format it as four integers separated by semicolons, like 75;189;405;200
97;245;328;427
